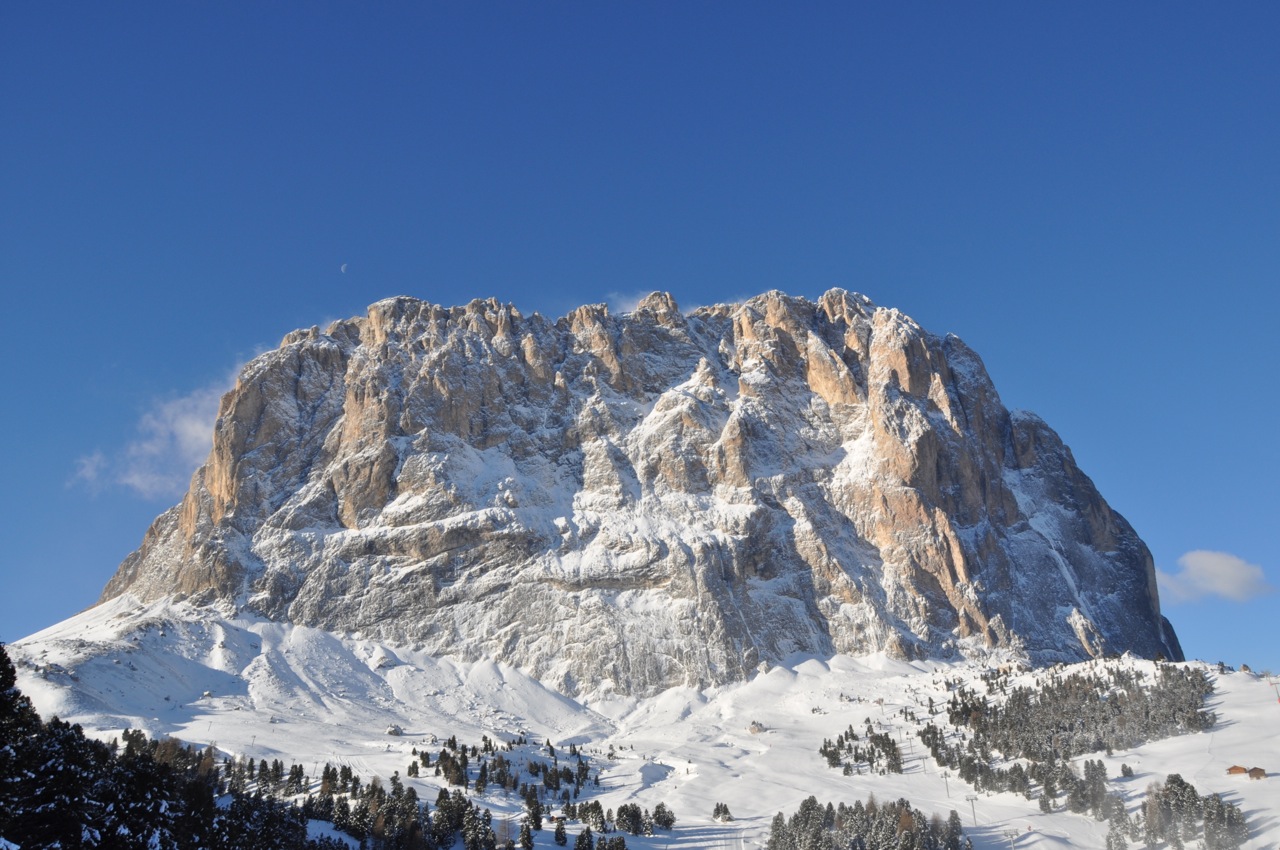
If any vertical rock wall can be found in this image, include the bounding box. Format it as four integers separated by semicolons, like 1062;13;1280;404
100;289;1181;695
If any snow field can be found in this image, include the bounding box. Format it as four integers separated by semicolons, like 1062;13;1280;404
13;599;1280;849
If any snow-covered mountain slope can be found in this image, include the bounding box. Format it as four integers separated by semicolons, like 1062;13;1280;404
98;290;1178;695
11;602;1276;849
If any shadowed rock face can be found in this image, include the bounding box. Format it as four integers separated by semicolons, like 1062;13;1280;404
100;290;1182;695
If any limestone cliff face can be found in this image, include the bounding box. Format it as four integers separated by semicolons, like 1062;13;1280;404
100;290;1182;695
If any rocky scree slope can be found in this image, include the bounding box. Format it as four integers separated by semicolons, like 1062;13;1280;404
100;289;1181;695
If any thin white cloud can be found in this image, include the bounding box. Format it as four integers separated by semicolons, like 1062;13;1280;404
73;374;235;501
71;450;106;490
1157;550;1274;604
604;289;759;317
605;290;656;314
117;385;227;498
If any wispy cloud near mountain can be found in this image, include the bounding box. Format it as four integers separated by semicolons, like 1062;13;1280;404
605;290;654;314
1158;550;1274;604
72;377;233;500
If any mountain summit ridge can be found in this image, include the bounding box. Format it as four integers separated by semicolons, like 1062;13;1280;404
101;289;1181;694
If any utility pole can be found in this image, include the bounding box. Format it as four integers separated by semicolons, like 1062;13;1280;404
965;794;978;827
942;771;950;798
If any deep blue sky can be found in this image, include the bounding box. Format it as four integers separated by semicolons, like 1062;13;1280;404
3;4;1276;671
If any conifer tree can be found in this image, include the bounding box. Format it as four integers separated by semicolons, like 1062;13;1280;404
0;644;41;839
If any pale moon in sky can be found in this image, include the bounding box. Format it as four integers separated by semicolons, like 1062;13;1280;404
340;263;347;273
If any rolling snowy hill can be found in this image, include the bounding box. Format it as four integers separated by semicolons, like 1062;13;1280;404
12;598;1277;849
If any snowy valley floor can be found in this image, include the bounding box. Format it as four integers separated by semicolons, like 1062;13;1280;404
12;597;1280;849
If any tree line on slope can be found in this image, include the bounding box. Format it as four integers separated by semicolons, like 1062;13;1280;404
805;660;1250;848
2;642;313;849
765;795;969;850
1;644;678;850
944;663;1215;764
917;662;1248;847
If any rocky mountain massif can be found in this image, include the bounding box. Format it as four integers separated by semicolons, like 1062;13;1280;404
100;290;1181;695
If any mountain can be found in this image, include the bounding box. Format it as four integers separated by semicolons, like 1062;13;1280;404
99;289;1180;696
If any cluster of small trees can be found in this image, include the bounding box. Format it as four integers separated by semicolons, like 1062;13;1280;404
432;787;498;850
435;747;471;787
222;752;310;796
917;718;1040;798
614;803;652;834
574;801;609;833
1052;771;1250;850
420;737;595;806
318;762;363;795
1057;759;1118;819
818;720;903;775
920;719;1226;829
765;795;968;850
944;663;1215;763
918;662;1230;813
562;800;674;836
1133;775;1249;850
303;771;427;848
568;826;626;850
909;661;1252;847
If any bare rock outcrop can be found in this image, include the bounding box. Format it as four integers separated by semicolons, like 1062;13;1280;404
100;289;1182;695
